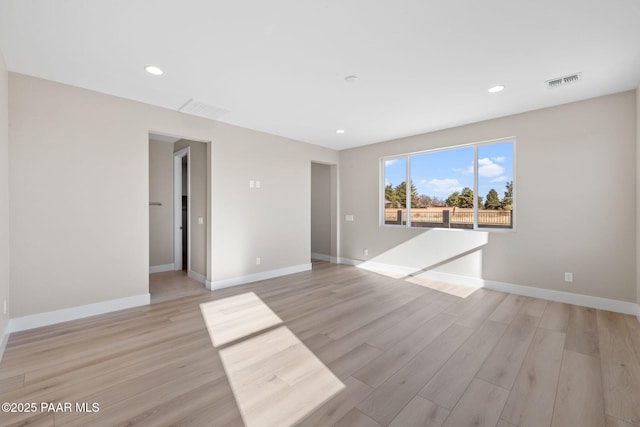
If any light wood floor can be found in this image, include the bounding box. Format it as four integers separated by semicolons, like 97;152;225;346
1;262;640;426
149;271;208;302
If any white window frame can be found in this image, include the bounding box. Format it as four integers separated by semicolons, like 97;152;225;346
380;137;516;231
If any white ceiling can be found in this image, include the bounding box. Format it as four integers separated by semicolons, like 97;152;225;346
1;0;639;150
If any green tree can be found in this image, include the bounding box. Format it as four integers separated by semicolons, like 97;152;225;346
394;181;418;208
385;184;398;208
446;191;460;207
501;181;513;210
410;183;418;208
395;182;406;208
459;187;475;208
484;189;501;209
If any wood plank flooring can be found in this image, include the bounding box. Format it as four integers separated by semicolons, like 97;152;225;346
149;271;207;302
0;262;639;426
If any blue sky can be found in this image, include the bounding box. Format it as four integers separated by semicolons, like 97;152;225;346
385;141;513;201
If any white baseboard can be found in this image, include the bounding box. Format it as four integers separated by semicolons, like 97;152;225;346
188;270;206;284
356;260;418;277
338;257;360;266
0;324;9;363
484;278;637;316
206;263;312;291
149;263;175;274
7;293;151;333
311;253;339;264
340;257;638;316
311;252;330;262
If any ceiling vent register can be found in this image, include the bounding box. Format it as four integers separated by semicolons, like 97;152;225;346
545;72;582;89
178;99;230;119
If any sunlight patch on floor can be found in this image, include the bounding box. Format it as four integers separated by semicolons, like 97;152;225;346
220;326;345;427
200;292;283;347
405;276;480;298
200;293;345;426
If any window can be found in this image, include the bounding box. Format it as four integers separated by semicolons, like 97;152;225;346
381;139;514;230
383;157;408;225
477;142;514;228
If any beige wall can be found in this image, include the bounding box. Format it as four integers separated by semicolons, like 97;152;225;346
311;163;331;256
340;91;637;303
0;50;9;338
208;124;337;281
174;139;207;277
148;139;174;267
9;72;338;318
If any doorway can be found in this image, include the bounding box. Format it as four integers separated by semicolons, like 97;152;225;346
174;147;190;271
148;133;210;302
310;162;338;265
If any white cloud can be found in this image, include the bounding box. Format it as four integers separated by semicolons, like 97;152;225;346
385;159;400;167
427;178;463;194
453;166;474;175
490;176;509;183
478;157;504;178
492;156;506;163
415;179;430;192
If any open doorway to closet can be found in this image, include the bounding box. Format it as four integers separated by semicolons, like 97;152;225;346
310;162;338;267
149;133;209;302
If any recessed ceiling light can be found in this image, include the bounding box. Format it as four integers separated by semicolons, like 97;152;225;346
344;75;359;84
488;85;505;93
336;129;345;134
145;65;164;76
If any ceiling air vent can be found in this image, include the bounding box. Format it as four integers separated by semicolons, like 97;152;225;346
178;99;230;120
545;72;582;89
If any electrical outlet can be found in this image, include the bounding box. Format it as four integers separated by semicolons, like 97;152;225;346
256;257;261;265
345;215;354;222
249;180;255;188
364;248;369;256
256;181;261;189
564;272;573;283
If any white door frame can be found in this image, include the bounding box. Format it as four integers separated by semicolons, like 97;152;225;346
174;147;190;271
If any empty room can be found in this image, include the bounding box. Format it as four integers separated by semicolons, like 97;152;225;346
1;1;640;426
